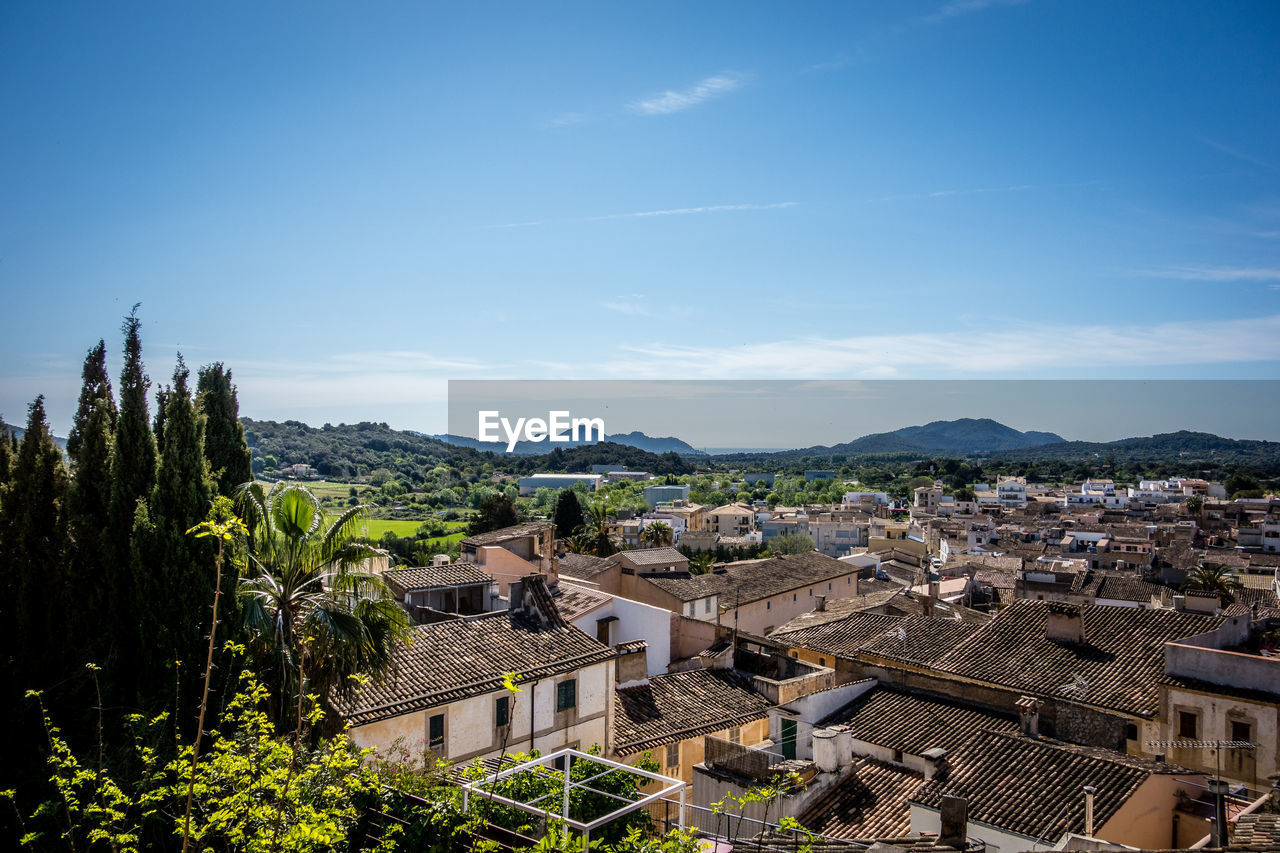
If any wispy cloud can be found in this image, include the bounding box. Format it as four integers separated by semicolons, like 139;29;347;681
588;201;796;221
628;73;747;116
599;300;650;317
595;315;1280;378
542;112;588;129
924;0;1028;24
488;201;797;229
1200;138;1280;174
1135;266;1280;283
875;180;1100;202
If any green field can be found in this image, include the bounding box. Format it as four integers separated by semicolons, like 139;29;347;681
359;519;425;538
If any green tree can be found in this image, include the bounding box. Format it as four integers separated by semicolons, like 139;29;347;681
467;492;520;536
642;521;673;548
768;532;815;556
142;356;218;709
236;482;411;728
581;502;622;557
64;340;118;670
1;396;70;688
107;305;158;680
1182;562;1241;600
198;362;253;497
553;489;586;537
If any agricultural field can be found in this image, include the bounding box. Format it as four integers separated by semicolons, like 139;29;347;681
359;518;426;539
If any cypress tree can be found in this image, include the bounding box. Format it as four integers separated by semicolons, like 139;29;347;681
107;305;157;693
0;397;69;687
0;418;12;487
144;355;215;711
65;341;118;669
109;305;157;537
553;489;586;537
197;362;252;497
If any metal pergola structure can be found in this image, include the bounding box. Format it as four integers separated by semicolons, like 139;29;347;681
459;747;687;849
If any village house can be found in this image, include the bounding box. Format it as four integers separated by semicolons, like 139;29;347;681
342;575;616;764
459;521;557;593
629;551;865;635
383;559;502;621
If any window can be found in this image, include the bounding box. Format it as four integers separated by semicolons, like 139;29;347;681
665;742;679;769
704;599;711;613
556;679;576;713
893;748;904;763
818;657;826;666
496;696;510;728
1125;723;1138;741
728;726;742;745
428;713;445;750
1231;720;1252;743
1178;711;1198;739
828;583;832;590
793;593;797;602
766;601;771;610
688;603;696;616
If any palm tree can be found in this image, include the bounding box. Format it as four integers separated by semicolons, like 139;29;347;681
235;482;411;728
642;521;673;548
581;501;622;557
689;553;715;575
1182;562;1241;600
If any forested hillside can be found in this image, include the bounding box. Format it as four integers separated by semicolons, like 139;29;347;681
243;418;696;484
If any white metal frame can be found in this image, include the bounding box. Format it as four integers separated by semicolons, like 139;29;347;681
459;747;687;849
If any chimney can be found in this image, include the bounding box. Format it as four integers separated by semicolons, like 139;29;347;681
615;640;649;688
922;747;948;782
938;795;968;850
509;580;525;614
829;724;853;768
816;595;827;612
812;729;838;773
1046;601;1086;644
1082;786;1096;837
1016;696;1042;739
1173;594;1186;611
431;553;450;566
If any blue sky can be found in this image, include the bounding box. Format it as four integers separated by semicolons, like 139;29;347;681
2;0;1279;438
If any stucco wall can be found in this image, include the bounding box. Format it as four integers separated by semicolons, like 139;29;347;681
570;592;673;675
1098;773;1206;850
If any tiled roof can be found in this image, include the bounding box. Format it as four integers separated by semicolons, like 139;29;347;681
552;582;611;621
461;521;553;547
855;616;984;667
556;553;613;580
818;686;1018;756
612;669;773;753
642;552;859;604
932;600;1222;715
617;547;687;567
1230;812;1280;851
910;730;1169;843
1070;571;1169;603
770;589;908;631
798;758;921;840
340;611;614;727
384;563;492;594
972;569;1017;589
770;611;905;658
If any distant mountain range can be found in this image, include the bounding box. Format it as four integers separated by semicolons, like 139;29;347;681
433;431;706;457
0;420;68;450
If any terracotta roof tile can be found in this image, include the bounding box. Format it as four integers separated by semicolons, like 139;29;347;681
910;731;1172;842
818;686;1018;756
613;669;773;753
340;612;614;726
384;562;492;594
933;600;1222;715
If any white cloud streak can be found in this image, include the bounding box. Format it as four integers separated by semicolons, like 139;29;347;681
1200;138;1280;175
1136;266;1280;283
628;73;746;115
588;201;797;221
594;315;1280;379
924;0;1028;24
488;202;797;229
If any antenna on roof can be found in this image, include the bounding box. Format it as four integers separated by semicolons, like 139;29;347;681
1057;673;1089;700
